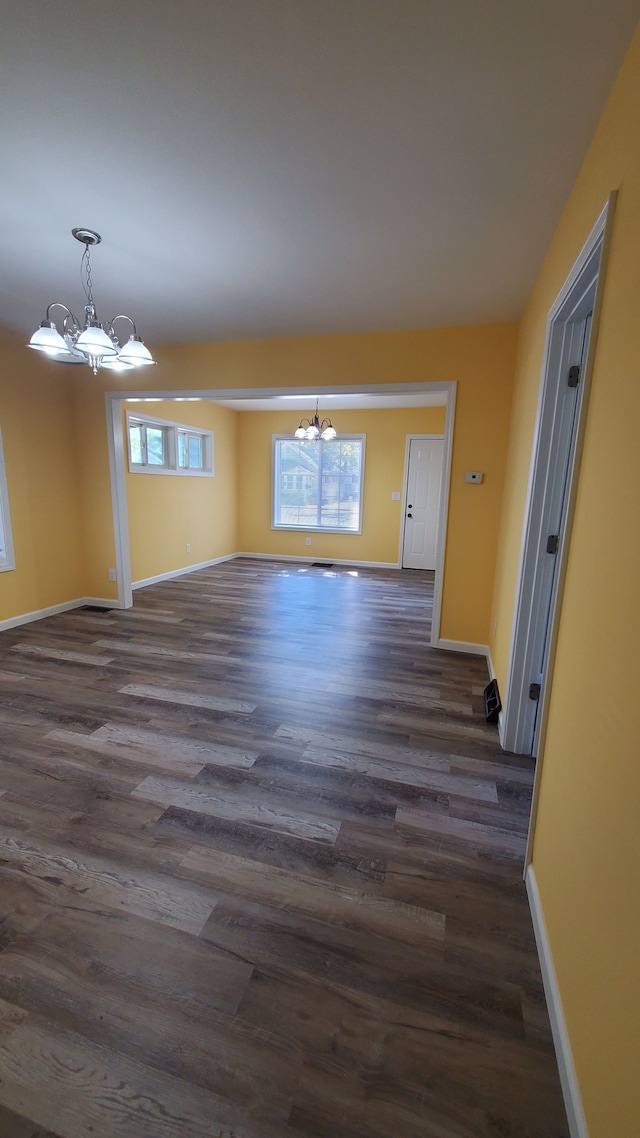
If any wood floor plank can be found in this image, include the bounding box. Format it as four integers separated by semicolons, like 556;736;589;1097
133;775;342;844
182;844;446;945
0;1022;289;1138
118;682;256;714
301;746;498;800
45;727;208;778
92;636;242;664
0;831;216;936
275;724;451;767
395;807;528;856
9;644;115;667
90;722;260;769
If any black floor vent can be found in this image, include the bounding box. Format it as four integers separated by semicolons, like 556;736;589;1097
80;605;114;612
311;562;334;568
483;678;502;723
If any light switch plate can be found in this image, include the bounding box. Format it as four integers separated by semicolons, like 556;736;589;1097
465;471;484;484
391;491;400;500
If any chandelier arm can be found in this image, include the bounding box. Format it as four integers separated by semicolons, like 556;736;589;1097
107;314;138;338
62;311;81;335
45;302;74;326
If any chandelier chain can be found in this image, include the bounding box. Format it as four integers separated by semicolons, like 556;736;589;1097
81;246;94;306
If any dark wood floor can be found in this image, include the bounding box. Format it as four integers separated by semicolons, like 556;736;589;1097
0;559;568;1138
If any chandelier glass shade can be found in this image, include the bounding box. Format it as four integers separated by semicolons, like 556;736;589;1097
27;229;156;374
294;401;337;441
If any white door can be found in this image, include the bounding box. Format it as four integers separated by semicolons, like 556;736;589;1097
402;438;444;570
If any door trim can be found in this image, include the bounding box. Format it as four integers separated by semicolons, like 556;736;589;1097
105;380;457;649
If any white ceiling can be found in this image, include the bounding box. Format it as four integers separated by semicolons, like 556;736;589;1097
1;1;638;347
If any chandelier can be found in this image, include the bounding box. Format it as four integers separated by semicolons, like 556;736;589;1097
27;228;156;374
294;400;337;440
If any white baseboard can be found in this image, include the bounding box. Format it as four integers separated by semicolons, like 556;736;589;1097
526;865;588;1138
132;554;237;590
436;638;489;658
0;595;118;632
235;552;400;569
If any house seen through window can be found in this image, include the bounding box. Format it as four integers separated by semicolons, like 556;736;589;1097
273;436;365;533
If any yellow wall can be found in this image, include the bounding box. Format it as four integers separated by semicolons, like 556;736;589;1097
124;400;238;582
490;23;640;1137
237;406;445;564
0;333;85;620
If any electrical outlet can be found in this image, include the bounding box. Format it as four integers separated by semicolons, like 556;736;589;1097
186;544;191;553
108;568;116;582
305;537;311;546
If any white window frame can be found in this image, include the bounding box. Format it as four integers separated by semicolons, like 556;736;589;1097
0;424;15;572
272;434;366;534
126;411;214;477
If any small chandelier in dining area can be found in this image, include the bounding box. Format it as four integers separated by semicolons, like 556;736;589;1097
27;228;156;374
294;400;337;441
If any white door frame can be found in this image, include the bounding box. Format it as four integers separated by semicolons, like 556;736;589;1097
502;195;615;760
105;380;457;648
400;434;446;571
494;194;616;866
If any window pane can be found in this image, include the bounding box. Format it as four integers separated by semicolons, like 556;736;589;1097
178;433;187;468
129;424;143;465
146;427;164;466
188;435;202;469
322;439;362;530
275;438;362;532
276;439;319;527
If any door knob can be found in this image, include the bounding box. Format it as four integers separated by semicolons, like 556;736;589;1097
408;504;413;508
407;512;413;518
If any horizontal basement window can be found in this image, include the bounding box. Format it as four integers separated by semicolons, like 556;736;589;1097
126;411;214;477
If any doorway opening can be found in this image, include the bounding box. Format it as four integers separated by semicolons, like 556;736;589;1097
106;381;457;648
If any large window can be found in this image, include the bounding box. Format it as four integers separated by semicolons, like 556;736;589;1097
127;412;213;477
0;424;15;572
273;436;365;533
